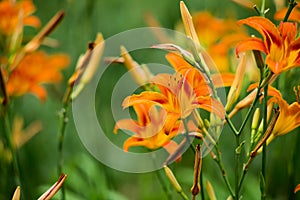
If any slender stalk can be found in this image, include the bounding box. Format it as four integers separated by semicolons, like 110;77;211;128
239;107;279;192
213;144;235;198
155;169;172;200
261;85;268;200
235;50;272;194
260;0;266;17
179;191;189;200
225;114;238;135
234;135;240;200
3;112;21;188
283;0;298;22
57;86;72;200
200;170;205;200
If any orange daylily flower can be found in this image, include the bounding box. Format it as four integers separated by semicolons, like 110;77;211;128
0;0;41;36
114;103;183;151
123;53;232;120
123;69;226;121
261;87;300;146
269;96;300;137
6;51;69;101
236;16;300;74
165;52;235;89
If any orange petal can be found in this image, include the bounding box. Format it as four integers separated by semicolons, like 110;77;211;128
166;52;192;72
30;85;47;101
236;38;267;56
114;119;140;134
122;92;169;109
24;16;41;28
238;17;282;50
211;73;235;87
123;137;152;151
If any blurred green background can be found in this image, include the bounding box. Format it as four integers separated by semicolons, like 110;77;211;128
1;0;300;199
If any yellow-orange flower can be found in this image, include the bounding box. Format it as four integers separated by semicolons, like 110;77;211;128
269;96;300;136
114;103;183;151
236;16;300;74
0;0;40;36
6;51;69;101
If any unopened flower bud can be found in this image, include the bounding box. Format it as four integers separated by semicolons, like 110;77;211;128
206;180;216;200
164;165;182;193
226;54;246;111
120;46;152;86
252;108;260;130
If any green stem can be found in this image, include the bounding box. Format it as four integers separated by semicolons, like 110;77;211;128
225;114;238;135
234;51;268;195
214;144;235;198
179;191;189;200
289;128;300;198
200;169;205;200
261;85;268;200
235;135;240;200
155;169;172;200
260;0;266;17
57;87;72;200
283;0;298;22
3;111;21;188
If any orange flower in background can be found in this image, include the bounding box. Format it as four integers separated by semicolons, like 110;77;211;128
0;0;40;36
6;51;69;101
236;16;300;74
114;103;183;151
191;12;248;72
275;4;300;23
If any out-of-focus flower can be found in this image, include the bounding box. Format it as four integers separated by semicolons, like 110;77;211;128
0;0;40;36
6;51;69;101
236;16;300;74
295;183;300;194
191;12;248;72
179;1;248;72
114;103;183;151
275;4;300;23
231;0;255;9
12;116;42;148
